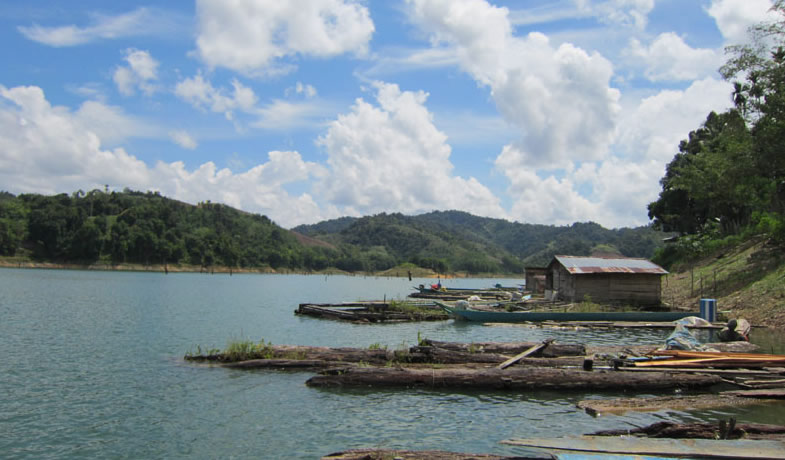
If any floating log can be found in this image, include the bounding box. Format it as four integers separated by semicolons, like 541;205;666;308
577;394;776;416
306;366;723;390
588;420;785;440
322;448;551;460
186;345;396;365
422;339;585;357
724;388;785;398
223;359;353;370
407;346;513;364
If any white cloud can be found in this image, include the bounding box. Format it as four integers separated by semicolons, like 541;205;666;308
113;49;159;96
73;100;157;145
194;0;374;74
625;33;723;82
499;77;734;228
296;82;317;98
175;74;257;121
252;99;332;131
18;7;187;47
616;77;734;163
285;82;318;98
591;0;655;30
316;81;505;218
406;0;620;170
169;130;198;150
0;84;327;228
707;0;777;44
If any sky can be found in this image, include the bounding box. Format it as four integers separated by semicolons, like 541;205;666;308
0;0;779;229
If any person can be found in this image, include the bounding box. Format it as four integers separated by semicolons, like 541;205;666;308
717;319;750;342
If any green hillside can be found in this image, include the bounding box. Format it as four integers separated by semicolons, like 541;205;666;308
1;189;668;275
293;210;668;272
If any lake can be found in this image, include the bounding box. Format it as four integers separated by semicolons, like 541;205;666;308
1;268;783;459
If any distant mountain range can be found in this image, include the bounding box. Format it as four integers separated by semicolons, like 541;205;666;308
293;210;668;271
0;190;669;274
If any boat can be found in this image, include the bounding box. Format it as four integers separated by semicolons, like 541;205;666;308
435;301;698;323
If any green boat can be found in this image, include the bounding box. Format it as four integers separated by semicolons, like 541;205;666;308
435;302;698;323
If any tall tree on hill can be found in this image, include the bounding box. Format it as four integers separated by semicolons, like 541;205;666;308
650;2;785;236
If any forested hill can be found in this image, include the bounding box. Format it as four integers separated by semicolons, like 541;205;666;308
292;210;667;271
0;190;669;274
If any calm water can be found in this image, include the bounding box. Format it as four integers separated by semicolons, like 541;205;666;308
1;269;783;459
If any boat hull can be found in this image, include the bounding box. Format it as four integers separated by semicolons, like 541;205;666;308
440;306;698;323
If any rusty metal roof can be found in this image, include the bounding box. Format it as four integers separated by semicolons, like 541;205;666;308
552;255;668;275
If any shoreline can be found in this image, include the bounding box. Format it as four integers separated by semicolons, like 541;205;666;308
0;258;520;279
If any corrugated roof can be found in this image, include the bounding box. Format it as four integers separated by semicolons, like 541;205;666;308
553;255;668;275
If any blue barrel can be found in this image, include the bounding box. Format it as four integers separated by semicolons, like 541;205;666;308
699;298;716;322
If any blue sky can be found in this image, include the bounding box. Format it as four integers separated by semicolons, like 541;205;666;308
0;0;778;228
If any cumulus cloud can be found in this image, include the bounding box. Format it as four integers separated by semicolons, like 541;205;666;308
496;76;733;227
194;0;374;74
0;84;327;227
174;74;257;121
316;81;505;218
113;49;159;96
625;33;724;82
707;0;778;44
616;77;734;163
18;7;187;47
406;0;620;170
517;77;734;228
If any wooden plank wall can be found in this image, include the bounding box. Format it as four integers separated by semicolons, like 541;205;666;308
573;274;662;304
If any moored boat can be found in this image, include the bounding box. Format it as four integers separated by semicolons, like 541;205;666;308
435;301;698;323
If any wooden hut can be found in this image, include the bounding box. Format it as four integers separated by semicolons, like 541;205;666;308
545;255;667;305
524;267;547;294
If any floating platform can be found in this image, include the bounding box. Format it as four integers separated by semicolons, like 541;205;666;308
295;301;447;323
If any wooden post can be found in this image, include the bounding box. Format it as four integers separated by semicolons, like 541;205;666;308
498;339;554;369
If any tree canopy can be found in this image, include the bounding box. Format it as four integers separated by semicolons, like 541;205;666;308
649;1;785;245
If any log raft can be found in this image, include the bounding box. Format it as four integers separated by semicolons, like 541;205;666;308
295;302;447;323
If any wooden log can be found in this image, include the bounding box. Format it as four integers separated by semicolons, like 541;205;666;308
614;366;774;375
423;339;585;357
588;421;785;440
723;388;785;398
577;394;775;416
408;346;511;364
498;339;554;369
306;366;723;390
224;359;353;369
321;448;551;460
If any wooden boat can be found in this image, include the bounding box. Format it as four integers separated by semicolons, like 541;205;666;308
435;302;698;323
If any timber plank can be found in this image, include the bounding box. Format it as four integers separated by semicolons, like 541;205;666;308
501;436;785;459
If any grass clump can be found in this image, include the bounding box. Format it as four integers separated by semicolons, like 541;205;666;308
223;338;275;362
